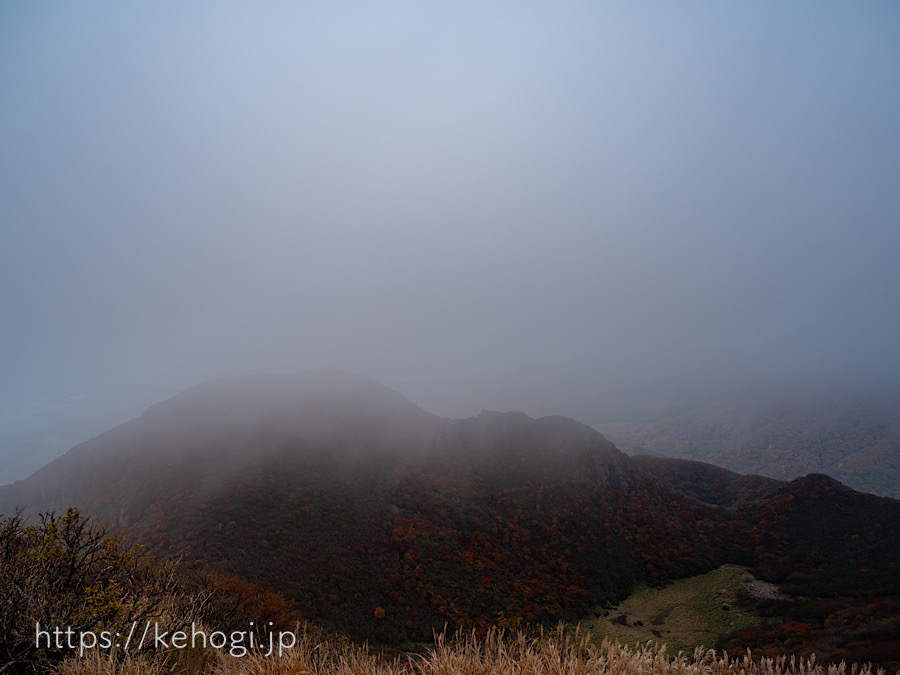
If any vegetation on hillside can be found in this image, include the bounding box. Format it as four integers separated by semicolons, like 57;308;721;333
0;509;305;673
0;508;186;672
1;374;897;670
4;505;895;675
121;412;745;643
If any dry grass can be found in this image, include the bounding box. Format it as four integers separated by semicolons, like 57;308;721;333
55;625;893;675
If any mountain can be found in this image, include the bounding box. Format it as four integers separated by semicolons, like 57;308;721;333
596;385;900;499
634;456;899;596
0;369;439;525
1;369;898;659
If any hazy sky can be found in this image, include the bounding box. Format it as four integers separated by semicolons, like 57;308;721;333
2;1;899;422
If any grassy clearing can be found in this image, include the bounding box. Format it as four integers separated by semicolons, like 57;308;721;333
573;565;774;655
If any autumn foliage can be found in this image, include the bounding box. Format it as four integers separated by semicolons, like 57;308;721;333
1;374;897;670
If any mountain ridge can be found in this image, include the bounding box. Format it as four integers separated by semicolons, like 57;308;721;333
0;370;897;662
597;385;900;499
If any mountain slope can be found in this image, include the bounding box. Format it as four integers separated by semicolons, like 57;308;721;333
0;370;728;639
0;369;440;525
1;370;897;653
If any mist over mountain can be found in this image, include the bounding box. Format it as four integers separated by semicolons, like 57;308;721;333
3;4;899;669
0;370;439;522
1;370;897;658
2;3;899;478
598;384;900;499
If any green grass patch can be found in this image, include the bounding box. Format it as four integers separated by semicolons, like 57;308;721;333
573;565;773;656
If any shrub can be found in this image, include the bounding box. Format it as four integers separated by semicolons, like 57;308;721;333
0;508;194;672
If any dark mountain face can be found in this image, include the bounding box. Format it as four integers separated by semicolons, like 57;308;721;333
1;370;897;650
0;373;647;640
631;454;783;506
634;456;900;594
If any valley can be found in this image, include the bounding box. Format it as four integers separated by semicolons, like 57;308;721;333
597;386;900;499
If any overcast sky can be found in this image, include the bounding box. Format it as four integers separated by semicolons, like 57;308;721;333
2;1;899;423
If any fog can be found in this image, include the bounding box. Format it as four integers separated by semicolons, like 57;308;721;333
2;2;899;442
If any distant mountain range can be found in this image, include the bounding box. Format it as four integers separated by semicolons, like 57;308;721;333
597;386;900;499
1;369;897;664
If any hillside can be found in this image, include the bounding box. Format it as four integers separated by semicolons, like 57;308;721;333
1;370;898;666
597;386;900;499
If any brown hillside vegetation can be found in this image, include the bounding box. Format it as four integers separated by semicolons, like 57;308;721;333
1;371;898;669
3;504;894;675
